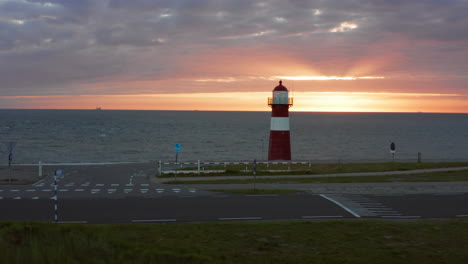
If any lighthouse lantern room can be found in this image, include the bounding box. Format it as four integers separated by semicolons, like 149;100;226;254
268;80;293;160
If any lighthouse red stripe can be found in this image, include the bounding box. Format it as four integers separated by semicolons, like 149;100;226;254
268;130;291;160
271;105;289;117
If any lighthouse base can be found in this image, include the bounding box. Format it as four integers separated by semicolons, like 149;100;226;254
268;130;291;160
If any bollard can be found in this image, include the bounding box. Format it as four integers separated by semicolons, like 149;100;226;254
417;152;422;163
38;161;43;177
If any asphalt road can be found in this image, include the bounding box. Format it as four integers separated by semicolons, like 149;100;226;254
1;193;467;223
0;164;467;223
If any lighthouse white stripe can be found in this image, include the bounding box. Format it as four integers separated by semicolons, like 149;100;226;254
270;117;290;131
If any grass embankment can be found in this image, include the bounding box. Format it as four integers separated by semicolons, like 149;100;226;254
163;161;468;178
210;189;304;195
1;220;467;263
166;169;468;184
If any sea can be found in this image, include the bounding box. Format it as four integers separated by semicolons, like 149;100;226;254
1;109;468;164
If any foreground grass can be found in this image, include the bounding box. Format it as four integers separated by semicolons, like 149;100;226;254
166;169;468;184
210;189;304;194
162;161;468;178
1;220;467;263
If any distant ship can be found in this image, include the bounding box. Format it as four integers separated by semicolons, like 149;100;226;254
95;107;102;110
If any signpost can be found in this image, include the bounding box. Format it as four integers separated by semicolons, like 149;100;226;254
390;142;396;161
54;169;63;224
174;143;181;181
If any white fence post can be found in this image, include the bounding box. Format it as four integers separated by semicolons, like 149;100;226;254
158;160;161;176
38;161;43;177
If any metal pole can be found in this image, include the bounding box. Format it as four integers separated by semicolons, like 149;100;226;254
197;160;200;175
54;173;58;224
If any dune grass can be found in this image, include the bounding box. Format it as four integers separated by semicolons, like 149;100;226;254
1;220;467;263
165;169;468;184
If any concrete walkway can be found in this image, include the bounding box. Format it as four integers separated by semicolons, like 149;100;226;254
153;166;468;183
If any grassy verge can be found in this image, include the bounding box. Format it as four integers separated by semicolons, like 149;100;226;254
161;161;468;178
1;220;467;263
210;189;304;194
165;169;468;184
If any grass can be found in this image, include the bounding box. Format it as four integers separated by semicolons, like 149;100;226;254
161;161;468;178
165;169;468;184
0;220;467;263
209;189;305;194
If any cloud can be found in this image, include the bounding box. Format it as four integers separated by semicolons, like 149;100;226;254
0;0;467;98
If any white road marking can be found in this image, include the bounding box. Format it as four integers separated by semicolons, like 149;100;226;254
132;219;176;223
81;182;90;186
13;197;22;199
65;183;75;187
124;189;133;193
302;216;343;219
218;217;262;221
26;189;35;192
140;189;149;193
107;189;117;193
59;189;69;192
245;194;278;197
111;184;119;187
382;216;421;219
42;189;52;192
75;189;84;192
126;184;134;186
319;194;361;218
172;188;181;193
0;197;3;199
10;190;20;192
189;188;196;193
140;184;149;187
91;189;100;194
32;197;39;200
96;184;104;187
156;188;164;193
57;221;88;224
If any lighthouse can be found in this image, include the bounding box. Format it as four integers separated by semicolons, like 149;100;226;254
268;80;293;160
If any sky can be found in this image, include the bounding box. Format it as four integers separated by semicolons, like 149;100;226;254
1;0;468;112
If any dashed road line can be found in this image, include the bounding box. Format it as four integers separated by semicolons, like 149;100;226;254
75;189;84;192
32;197;39;200
140;189;149;193
124;189;133;193
42;189;52;192
302;215;343;219
382;215;421;219
132;219;176;223
140;184;149;187
59;189;69;192
319;194;361;218
172;188;181;193
96;184;104;187
218;217;262;221
10;190;19;192
156;188;164;193
245;194;278;197
26;189;36;192
13;197;21;200
111;184;119;187
57;221;88;224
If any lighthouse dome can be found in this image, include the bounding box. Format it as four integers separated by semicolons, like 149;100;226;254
273;80;288;91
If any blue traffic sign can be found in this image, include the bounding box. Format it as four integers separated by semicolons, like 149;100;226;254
175;143;182;152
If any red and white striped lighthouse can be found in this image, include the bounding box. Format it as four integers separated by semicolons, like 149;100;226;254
268;80;293;160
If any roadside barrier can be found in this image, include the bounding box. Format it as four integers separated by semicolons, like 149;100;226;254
157;160;312;176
